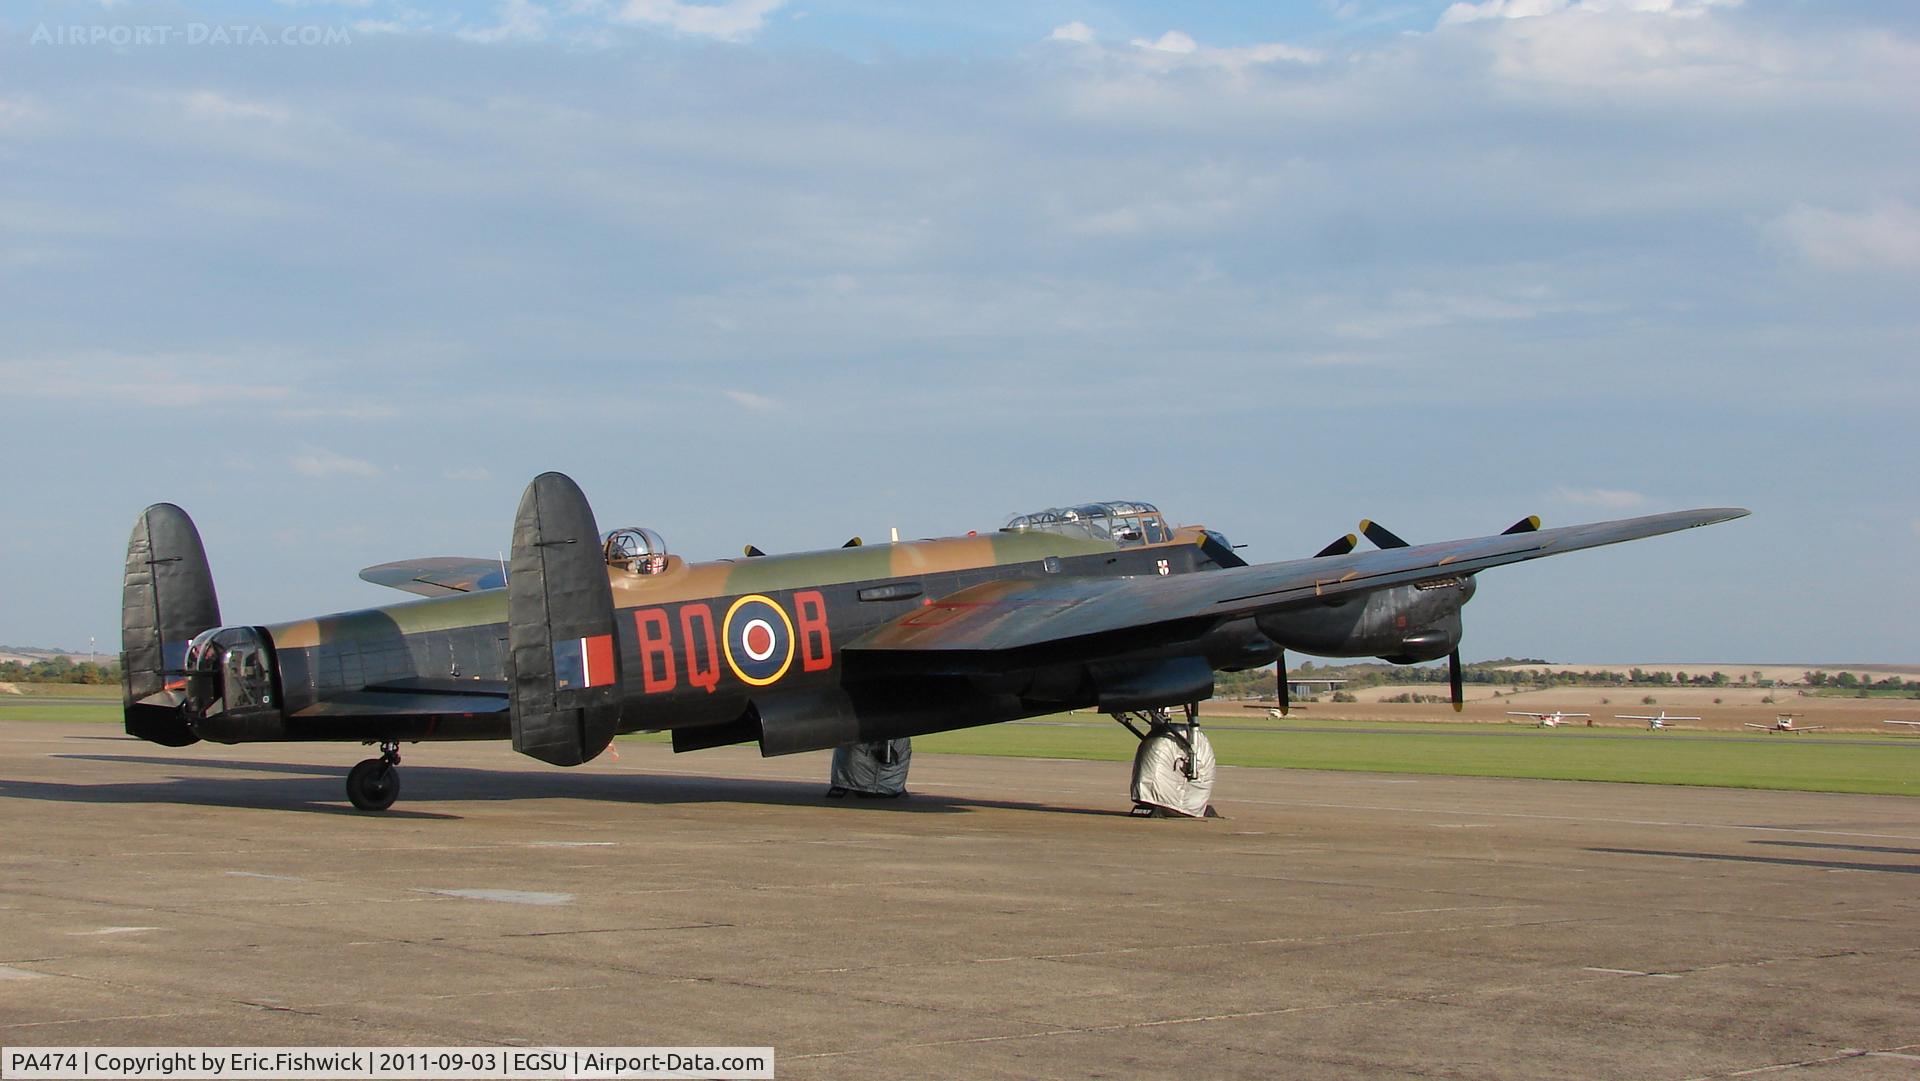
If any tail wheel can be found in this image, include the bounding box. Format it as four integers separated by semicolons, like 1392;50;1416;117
347;758;400;812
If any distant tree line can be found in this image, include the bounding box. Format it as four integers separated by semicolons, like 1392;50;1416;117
0;656;120;685
1214;659;1920;698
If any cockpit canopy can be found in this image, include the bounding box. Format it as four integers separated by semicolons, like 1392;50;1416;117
603;527;668;574
1002;501;1171;547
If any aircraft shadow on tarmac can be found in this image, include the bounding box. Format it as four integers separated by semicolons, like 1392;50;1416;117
1588;846;1920;876
1748;839;1920;857
11;752;1122;819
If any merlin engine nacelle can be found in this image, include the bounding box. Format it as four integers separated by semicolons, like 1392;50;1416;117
1253;576;1474;663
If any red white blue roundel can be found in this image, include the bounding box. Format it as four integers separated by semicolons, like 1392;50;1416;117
723;594;796;687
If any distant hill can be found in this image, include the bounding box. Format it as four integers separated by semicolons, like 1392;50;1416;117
0;645;101;665
1495;662;1920;685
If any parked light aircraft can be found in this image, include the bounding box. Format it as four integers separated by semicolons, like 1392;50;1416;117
1507;710;1592;728
1615;710;1700;731
1746;714;1821;733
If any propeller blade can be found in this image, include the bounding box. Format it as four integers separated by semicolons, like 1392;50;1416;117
743;544;766;558
1501;515;1542;535
1358;519;1410;550
1277;651;1290;717
1448;649;1464;713
1314;534;1358;558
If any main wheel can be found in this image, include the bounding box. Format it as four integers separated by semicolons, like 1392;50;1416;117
346;758;400;811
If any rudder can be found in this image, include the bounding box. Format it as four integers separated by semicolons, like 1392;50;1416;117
121;503;219;746
508;472;623;766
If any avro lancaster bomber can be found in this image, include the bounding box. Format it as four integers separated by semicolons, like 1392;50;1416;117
121;474;1746;810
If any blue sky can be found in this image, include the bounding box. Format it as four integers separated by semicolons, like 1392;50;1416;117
0;0;1915;663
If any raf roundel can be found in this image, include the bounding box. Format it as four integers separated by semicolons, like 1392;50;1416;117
722;594;796;687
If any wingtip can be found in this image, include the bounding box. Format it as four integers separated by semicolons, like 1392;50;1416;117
1695;507;1752;528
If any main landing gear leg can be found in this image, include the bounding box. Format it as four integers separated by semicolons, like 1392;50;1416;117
1114;704;1217;818
347;741;402;812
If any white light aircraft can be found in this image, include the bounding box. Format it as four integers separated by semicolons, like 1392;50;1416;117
1885;719;1920;731
1745;714;1822;733
1508;710;1591;728
1616;710;1700;731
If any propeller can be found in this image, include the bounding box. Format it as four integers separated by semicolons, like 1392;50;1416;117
1276;650;1290;716
1357;519;1410;550
1313;533;1358;558
1360;515;1541;548
746;537;861;557
1448;649;1463;713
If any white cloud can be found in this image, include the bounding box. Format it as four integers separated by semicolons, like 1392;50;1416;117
1441;0;1570;24
290;446;384;479
459;0;551;43
1225;42;1323;64
1769;201;1920;272
1440;0;1740;25
1049;22;1095;45
1553;486;1648;509
1120;28;1320;69
182;91;289;124
722;388;781;412
1132;31;1197;55
1429;0;1789;96
615;0;784;41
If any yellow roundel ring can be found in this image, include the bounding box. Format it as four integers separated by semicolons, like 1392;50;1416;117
722;593;797;687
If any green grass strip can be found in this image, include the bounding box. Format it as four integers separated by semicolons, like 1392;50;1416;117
914;718;1920;797
10;705;1914;796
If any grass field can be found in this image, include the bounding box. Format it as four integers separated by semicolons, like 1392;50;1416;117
0;682;119;698
0;702;122;724
910;717;1920;797
9;689;1916;796
0;683;121;725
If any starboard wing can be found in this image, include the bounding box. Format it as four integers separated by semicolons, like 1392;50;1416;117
845;508;1746;673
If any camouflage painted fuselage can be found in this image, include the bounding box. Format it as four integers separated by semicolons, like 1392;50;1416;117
258;527;1243;747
